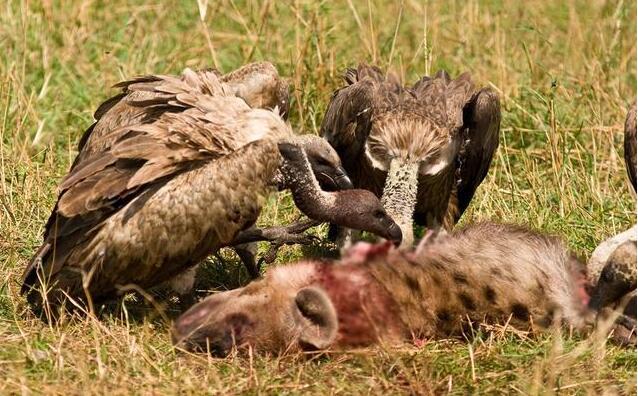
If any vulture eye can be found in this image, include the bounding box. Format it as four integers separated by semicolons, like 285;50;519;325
317;157;331;166
373;210;386;219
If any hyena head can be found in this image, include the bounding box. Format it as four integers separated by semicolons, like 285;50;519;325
172;243;403;356
172;262;336;356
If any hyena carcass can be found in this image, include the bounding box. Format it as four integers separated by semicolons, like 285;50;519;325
172;222;592;355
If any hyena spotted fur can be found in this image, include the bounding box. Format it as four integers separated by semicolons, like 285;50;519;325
173;222;592;356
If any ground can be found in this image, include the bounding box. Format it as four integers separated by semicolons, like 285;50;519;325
0;0;636;394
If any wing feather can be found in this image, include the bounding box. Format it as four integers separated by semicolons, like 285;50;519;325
320;70;376;163
454;87;501;218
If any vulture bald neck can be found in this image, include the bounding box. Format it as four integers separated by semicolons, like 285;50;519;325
279;141;402;245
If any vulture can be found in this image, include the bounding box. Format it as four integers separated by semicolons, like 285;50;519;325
321;64;501;246
21;64;401;313
588;101;637;284
586;101;638;344
69;62;351;282
624;102;636;191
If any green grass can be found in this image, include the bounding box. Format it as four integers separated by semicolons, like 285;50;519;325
0;0;636;394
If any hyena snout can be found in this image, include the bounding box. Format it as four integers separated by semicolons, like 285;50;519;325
171;284;339;355
171;290;250;356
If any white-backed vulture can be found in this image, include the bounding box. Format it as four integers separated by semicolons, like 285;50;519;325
320;64;501;246
587;101;637;345
69;61;352;282
21;66;401;313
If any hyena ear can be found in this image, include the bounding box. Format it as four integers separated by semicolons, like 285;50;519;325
293;287;338;350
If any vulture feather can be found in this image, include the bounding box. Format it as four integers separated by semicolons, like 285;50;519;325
321;64;501;246
586;101;637;342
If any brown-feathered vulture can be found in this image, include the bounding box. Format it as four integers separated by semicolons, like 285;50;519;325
585;101;638;345
21;64;401;314
73;62;352;192
320;64;501;246
67;62;352;282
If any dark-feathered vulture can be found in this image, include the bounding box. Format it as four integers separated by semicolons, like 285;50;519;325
321;64;501;246
624;102;636;191
21;64;400;312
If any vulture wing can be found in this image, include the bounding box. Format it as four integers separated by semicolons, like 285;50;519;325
21;70;272;292
454;87;501;220
221;62;290;119
75;62;286;165
624;102;636;191
320;65;380;169
73;69;223;167
411;71;475;135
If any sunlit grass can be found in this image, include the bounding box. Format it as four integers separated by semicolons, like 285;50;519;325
0;0;635;393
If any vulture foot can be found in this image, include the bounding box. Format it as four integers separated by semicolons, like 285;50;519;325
610;314;636;346
231;219;323;273
231;219;322;246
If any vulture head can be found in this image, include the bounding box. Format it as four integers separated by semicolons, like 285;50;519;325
589;240;637;311
296;135;353;191
278;141;402;245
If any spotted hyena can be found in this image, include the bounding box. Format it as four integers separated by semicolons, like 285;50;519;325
172;222;592;356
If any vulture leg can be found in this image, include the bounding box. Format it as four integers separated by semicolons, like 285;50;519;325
624;102;636;192
445;88;501;226
327;225;354;253
233;240;260;279
230;219;321;273
168;265;198;296
602;290;637;347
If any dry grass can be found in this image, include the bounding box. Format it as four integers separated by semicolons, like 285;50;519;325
0;0;636;394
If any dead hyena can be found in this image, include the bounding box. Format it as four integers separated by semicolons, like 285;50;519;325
172;222;592;356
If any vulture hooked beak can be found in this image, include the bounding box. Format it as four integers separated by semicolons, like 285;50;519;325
311;163;353;191
297;136;354;191
385;222;403;246
333;166;354;190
